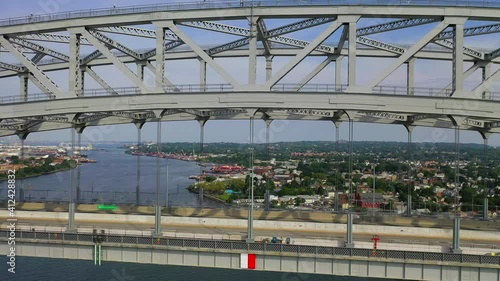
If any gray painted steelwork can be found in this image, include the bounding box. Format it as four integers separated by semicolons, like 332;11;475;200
0;2;497;138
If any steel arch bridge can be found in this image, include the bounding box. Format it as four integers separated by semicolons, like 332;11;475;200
0;0;499;139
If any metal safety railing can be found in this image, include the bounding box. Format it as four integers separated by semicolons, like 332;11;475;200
1;229;498;265
0;84;497;105
0;0;498;27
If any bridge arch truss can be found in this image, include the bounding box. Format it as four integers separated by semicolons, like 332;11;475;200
0;1;499;137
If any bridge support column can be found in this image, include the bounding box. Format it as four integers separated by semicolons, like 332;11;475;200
264;119;272;211
347;20;357;92
16;132;28;202
405;125;414;216
154;119;162;237
333;121;341;212
451;125;462;254
248;16;257;86
407;58;415;95
335;56;342;91
452;23;464;95
483;196;489;221
481;133;491;221
69;31;82;96
198;119;208;206
137;62;145;81
165;164;169;213
76;126;85;203
482;63;491;99
265;56;273;82
346;213;354;248
452;217;462;254
68;129;76;232
155;25;166;91
345;118;354;248
19;73;28;102
246;113;256;242
200;59;207;91
134;121;145;206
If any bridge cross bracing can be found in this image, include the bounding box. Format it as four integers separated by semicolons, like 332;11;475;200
0;2;497;138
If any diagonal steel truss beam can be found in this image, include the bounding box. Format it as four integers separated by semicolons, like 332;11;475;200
265;20;342;88
96;26;178;41
0;36;63;97
19;33;91;45
79;28;150;93
436;23;500;40
179;21;249;36
356;36;405;54
295;56;334;91
87;29;142;60
163;21;239;87
356;111;408;121
10;37;70;61
143;61;179;91
81;50;102;65
433;39;484;59
0;61;24;72
257;18;271;55
472;69;500;96
197;18;338;56
27;73;52;95
357;18;440;36
85;66;117;95
436;62;483;96
336;24;348;54
76;113;110;124
31;52;45;64
265;18;337;37
142;41;184;59
367;20;449;89
487;47;500;61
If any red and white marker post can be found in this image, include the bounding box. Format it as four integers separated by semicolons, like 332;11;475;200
240;253;256;269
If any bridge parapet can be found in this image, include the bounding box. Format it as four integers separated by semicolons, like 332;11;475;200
1;0;499;27
1;84;498;105
1;229;499;266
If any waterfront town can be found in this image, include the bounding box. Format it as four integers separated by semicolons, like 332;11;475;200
0;143;96;180
125;141;500;218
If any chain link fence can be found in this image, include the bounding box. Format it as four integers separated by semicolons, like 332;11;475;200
1;229;499;265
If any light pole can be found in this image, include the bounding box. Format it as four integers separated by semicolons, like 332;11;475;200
372;163;376;215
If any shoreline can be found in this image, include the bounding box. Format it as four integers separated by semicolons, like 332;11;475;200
0;166;77;182
187;187;229;206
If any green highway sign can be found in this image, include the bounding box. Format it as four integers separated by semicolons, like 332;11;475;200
97;204;117;210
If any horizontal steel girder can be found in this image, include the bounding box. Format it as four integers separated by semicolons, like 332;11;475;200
0;108;497;137
2;92;500;121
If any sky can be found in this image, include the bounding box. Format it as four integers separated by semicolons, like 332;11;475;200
0;0;499;145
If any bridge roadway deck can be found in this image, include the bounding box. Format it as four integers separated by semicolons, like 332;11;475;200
1;210;499;255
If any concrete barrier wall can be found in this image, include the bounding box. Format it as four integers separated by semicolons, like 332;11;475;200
8;203;500;231
4;210;500;243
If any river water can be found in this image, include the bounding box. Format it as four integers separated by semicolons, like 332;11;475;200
1;146;398;280
3;257;396;281
1;146;221;207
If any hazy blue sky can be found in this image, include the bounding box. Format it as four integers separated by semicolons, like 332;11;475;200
0;0;499;145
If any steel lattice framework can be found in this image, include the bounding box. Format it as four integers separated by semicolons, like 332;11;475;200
0;1;499;138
